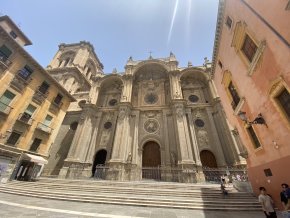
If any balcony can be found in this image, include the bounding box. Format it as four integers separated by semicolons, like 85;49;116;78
36;122;53;134
32;90;49;105
10;71;32;93
0;53;12;73
0;101;13;116
17;113;33;125
49;100;63;113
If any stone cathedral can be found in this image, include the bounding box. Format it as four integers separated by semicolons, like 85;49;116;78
45;41;246;182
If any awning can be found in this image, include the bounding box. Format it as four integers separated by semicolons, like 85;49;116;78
22;153;48;164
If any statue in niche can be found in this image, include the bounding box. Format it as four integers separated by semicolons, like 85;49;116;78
198;130;209;146
170;152;177;166
127;152;132;163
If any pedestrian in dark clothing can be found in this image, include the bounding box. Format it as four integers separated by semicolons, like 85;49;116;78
281;183;290;218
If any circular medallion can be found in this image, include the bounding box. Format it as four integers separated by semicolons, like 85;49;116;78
195;119;205;127
144;119;159;133
144;93;158;104
104;122;112;129
188;95;199;103
109;99;117;106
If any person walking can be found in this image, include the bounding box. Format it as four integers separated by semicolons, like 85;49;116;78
258;187;277;218
280;183;290;218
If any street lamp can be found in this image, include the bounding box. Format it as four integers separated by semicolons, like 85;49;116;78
237;111;268;128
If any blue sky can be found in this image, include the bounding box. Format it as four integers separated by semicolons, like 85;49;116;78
0;0;219;73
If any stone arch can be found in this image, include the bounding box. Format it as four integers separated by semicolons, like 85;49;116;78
85;58;97;78
58;51;76;67
97;76;124;107
132;60;170;77
180;68;211;104
200;149;217;168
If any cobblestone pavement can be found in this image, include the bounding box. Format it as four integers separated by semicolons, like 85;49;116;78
0;193;283;218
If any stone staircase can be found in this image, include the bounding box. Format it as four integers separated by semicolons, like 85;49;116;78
0;178;261;211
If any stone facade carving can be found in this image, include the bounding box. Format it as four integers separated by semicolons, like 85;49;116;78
46;47;244;182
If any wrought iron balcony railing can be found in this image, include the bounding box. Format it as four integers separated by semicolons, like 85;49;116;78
10;71;32;93
0;101;13;116
32;89;49;105
0;53;12;68
17;112;33;125
36;122;52;134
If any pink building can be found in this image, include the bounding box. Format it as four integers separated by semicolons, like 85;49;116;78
212;0;290;207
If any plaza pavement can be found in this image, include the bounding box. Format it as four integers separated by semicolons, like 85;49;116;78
0;192;283;218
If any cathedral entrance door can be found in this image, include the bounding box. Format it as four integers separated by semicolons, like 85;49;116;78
200;150;219;182
92;149;107;177
200;150;217;168
142;141;161;180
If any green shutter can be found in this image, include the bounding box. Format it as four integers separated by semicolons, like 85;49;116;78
0;90;15;112
25;104;36;116
0;45;12;58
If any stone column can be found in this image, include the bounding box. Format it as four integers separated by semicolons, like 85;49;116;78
121;75;133;102
162;109;171;166
208;79;219;99
172;101;196;182
169;71;183;100
108;103;132;180
205;107;227;166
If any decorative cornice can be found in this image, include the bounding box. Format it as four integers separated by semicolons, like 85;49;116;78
211;0;226;78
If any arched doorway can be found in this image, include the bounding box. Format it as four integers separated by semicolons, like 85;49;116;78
142;141;161;180
92;149;107;177
200;150;218;182
200;150;217;168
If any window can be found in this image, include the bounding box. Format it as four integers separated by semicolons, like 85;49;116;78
70;122;78;131
19;65;33;80
43;115;53;126
228;81;240;110
30;138;42;152
38;82;50;94
6;131;21;146
0;45;12;58
188;95;199;103
20;104;36;122
241;34;258;62
276;88;290;119
0;90;15;112
264;169;273;177
246;125;261;149
9;31;17;39
226;16;232;29
54;94;63;105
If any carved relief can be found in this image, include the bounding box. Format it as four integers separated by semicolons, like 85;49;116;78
174;104;184;121
197;129;209;147
144;119;159;133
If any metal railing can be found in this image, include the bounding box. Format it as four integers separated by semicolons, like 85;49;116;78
41;165;248;183
0;54;12;67
32;90;49;104
17;113;33;125
36;122;53;134
0;101;13;115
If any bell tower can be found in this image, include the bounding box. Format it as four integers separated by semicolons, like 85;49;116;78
46;41;104;94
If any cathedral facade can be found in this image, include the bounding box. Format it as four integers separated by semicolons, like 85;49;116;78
45;41;246;182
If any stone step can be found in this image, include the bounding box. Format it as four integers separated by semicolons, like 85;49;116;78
7;182;254;199
0;185;256;201
0;187;261;211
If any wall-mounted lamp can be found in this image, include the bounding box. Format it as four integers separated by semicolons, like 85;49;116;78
237;111;268;128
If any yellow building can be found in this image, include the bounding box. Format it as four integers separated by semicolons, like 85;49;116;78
0;16;75;182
